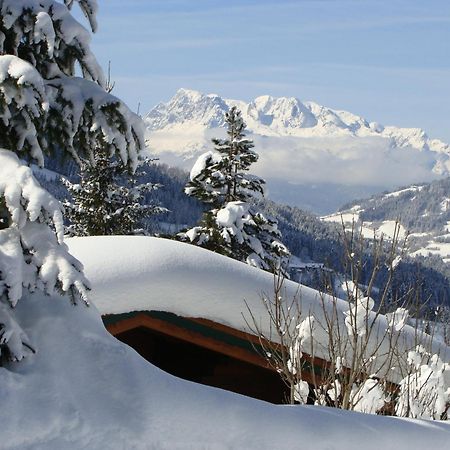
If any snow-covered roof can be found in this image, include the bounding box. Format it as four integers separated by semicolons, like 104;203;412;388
68;236;450;377
3;289;449;449
67;235;323;334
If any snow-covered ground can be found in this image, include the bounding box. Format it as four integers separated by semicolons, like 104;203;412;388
2;296;449;450
1;236;449;448
322;212;407;241
323;206;450;264
412;239;450;263
382;185;425;199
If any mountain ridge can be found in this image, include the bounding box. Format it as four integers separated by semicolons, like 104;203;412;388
325;177;450;268
145;88;449;156
144;89;450;214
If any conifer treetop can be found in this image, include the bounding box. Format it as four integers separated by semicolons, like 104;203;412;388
182;106;289;272
185;106;265;207
64;152;167;237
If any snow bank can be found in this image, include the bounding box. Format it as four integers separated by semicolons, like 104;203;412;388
67;235;323;331
67;236;450;382
1;290;449;449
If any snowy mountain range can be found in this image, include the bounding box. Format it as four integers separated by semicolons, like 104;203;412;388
144;89;450;214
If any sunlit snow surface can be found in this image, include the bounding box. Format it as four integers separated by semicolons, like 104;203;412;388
0;291;449;449
1;236;449;449
67;235;318;332
67;236;449;364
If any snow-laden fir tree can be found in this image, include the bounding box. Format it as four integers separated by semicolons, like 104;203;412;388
64;152;167;236
0;0;144;361
181;106;289;271
185;106;264;206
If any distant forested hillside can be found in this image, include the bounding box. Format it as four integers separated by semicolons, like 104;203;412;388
340;178;450;233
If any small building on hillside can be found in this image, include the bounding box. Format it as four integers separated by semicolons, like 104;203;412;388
65;236;346;404
69;236;442;406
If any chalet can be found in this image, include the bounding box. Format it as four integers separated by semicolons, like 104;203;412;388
103;310;287;403
67;236;335;404
68;236;448;405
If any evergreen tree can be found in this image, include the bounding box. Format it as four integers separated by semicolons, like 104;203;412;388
64;152;166;236
181;107;289;271
0;1;144;361
185;106;264;206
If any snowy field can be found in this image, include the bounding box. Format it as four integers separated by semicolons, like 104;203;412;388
0;236;449;449
324;210;450;265
411;230;450;263
1;289;449;449
322;212;407;240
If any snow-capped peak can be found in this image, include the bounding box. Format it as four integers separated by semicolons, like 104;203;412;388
144;89;450;213
246;95;317;131
145;88;229;129
174;87;204;101
145;89;449;154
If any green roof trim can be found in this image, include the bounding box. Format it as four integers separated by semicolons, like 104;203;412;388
102;310;259;355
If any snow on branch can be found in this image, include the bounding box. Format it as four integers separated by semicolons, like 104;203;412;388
0;150;90;307
64;0;98;33
0;301;34;361
46;76;143;170
0;55;47;166
0;0;103;84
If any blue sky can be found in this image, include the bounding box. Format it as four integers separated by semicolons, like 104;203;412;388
89;0;450;141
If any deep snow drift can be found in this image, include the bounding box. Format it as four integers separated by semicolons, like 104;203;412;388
1;236;450;449
1;290;449;449
67;236;450;364
67;235;333;335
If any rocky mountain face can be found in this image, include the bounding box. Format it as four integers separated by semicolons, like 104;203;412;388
144;89;450;214
146;89;229;130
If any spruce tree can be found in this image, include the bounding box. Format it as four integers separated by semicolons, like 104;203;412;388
64;153;166;236
185;106;264;206
182;107;289;271
0;1;144;361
